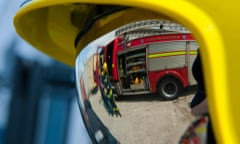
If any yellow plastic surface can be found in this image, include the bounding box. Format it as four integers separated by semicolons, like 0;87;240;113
13;0;240;143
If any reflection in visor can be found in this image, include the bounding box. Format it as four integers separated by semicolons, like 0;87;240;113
75;19;197;144
76;55;120;144
99;62;121;117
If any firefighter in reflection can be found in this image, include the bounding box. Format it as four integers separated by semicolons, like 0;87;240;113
100;62;121;117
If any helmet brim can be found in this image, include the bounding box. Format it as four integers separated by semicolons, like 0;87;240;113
14;1;166;66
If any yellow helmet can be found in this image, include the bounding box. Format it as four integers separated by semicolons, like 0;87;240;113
134;77;139;84
13;0;240;143
13;0;164;66
103;62;108;71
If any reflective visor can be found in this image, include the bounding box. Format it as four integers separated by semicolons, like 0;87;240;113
75;18;200;143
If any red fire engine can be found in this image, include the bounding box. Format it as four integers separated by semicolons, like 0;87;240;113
95;20;198;100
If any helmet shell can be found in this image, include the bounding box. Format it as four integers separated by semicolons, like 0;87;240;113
13;0;165;66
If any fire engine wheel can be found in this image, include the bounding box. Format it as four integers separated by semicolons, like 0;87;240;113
157;77;183;100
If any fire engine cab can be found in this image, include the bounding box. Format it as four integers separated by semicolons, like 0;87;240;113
95;20;199;100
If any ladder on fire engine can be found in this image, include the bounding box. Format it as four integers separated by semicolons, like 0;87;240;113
115;19;190;41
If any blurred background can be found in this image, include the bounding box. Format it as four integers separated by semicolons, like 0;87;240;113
0;1;92;144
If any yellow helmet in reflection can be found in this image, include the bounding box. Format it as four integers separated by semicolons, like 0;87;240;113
103;62;108;71
134;77;139;84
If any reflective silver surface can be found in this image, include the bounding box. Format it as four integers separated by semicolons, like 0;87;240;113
75;19;198;144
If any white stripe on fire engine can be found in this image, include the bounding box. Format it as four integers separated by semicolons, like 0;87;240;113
148;50;197;59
